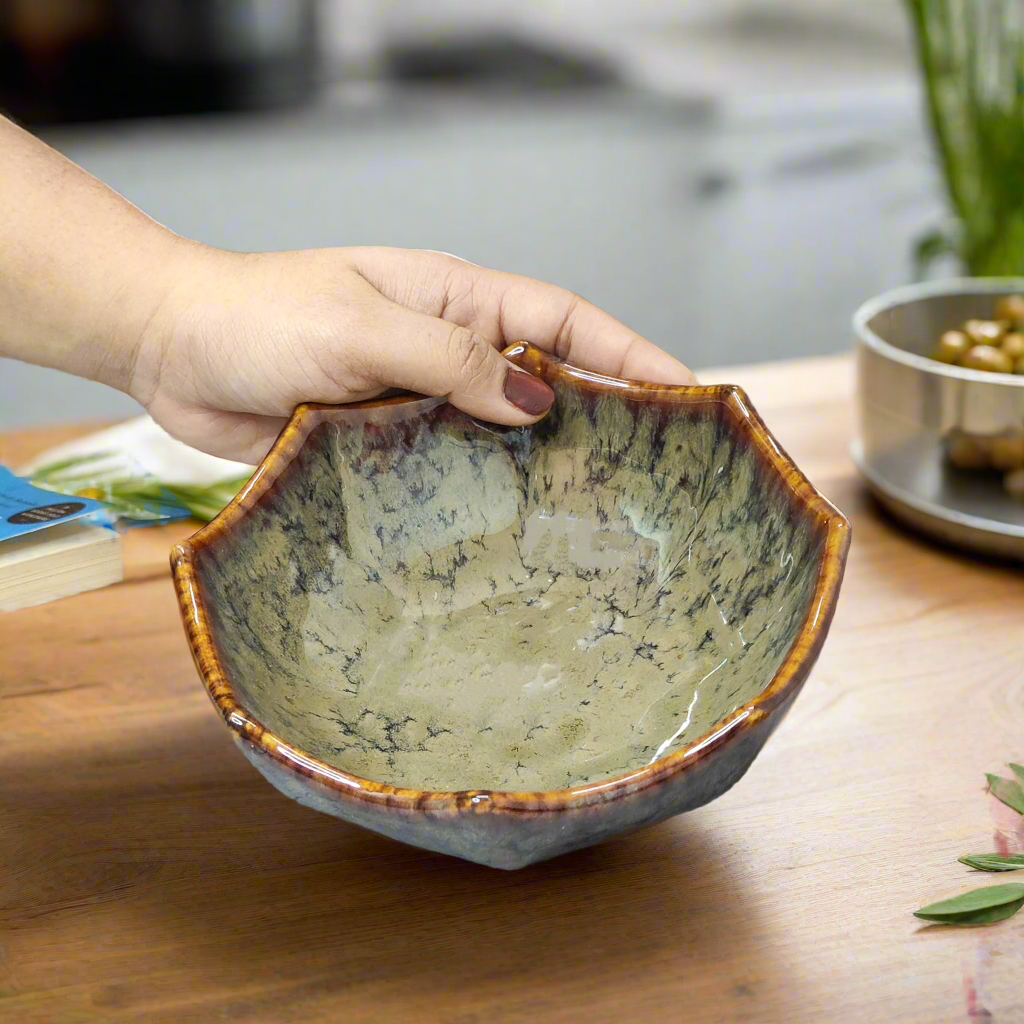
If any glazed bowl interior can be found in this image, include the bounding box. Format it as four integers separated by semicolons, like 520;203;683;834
190;347;834;795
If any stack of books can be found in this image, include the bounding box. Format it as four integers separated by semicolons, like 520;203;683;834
0;467;122;612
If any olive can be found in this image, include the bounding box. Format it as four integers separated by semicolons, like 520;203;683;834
964;319;1006;345
947;432;990;469
932;330;971;364
994;294;1024;324
988;435;1024;471
1005;467;1024;499
960;344;1014;373
1002;332;1024;360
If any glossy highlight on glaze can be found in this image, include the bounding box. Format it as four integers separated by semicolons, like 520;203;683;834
172;343;851;869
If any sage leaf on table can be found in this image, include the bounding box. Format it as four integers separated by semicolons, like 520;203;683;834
959;853;1024;872
913;884;1024;925
1010;763;1024;784
986;773;1024;815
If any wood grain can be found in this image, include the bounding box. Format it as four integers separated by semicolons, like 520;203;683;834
2;355;1023;1024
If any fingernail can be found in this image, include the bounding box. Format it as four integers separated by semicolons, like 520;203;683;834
504;367;554;416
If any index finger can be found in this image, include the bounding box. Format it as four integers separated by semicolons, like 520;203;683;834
348;247;698;386
474;267;698;386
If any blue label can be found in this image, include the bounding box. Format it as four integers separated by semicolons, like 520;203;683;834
0;467;111;543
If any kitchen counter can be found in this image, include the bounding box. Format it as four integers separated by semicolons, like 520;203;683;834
3;354;1022;1023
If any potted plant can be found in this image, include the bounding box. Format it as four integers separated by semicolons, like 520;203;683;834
906;0;1024;276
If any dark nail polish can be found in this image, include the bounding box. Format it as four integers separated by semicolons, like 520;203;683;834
504;368;554;416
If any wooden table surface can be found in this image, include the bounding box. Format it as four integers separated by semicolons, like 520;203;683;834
2;356;1023;1024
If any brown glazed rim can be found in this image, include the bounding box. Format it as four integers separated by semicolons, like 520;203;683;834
171;342;851;815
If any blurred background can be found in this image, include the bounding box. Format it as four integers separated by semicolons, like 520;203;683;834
1;0;942;429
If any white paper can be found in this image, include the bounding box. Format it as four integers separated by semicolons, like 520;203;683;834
18;416;254;487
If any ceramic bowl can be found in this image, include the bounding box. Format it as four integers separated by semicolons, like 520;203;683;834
172;343;850;869
854;278;1024;561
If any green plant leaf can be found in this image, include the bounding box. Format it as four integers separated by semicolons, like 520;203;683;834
1010;763;1024;783
912;227;957;280
914;883;1024;925
987;774;1024;815
163;475;250;522
959;853;1024;872
905;0;1024;275
29;452;114;481
28;459;250;524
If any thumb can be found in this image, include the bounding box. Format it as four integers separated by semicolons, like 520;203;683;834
365;307;555;424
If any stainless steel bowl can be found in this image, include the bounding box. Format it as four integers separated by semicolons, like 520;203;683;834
853;278;1024;561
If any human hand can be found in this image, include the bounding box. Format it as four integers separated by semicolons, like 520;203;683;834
131;244;698;463
0;117;695;464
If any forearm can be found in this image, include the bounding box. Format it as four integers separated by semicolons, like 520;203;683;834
0;116;188;395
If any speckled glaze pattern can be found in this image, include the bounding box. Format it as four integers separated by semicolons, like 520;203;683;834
172;343;850;869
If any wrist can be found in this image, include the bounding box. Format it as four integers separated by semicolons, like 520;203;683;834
82;230;192;399
127;239;231;410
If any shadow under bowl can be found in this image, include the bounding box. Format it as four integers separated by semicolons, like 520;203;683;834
172;343;850;869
